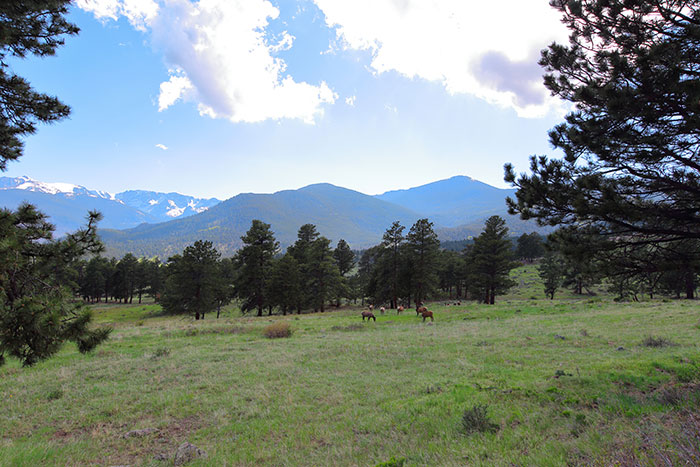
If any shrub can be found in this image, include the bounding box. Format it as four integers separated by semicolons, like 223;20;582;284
460;404;499;435
642;336;675;348
263;322;293;339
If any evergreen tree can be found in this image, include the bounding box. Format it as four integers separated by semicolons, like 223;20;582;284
0;1;78;169
233;220;279;316
405;219;440;306
288;224;320;311
307;236;342;312
0;204;110;367
467;216;517;304
267;254;302;315
515;232;545;262
114;253;138;303
382;221;405;309
333;239;355;307
549;228;603;295
333;239;355;276
161;240;221;320
82;256;106;303
539;251;564;300
214;257;235;318
505;1;700;250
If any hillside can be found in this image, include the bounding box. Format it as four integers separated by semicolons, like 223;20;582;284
100;183;423;258
2;284;697;465
376;175;517;227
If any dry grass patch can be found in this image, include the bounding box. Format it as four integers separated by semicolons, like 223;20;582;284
263;322;293;338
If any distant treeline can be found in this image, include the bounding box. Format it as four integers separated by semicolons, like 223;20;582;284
73;217;699;320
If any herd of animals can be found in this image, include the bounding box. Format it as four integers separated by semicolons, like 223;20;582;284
361;303;437;322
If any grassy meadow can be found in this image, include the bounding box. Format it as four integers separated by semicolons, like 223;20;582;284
2;265;700;466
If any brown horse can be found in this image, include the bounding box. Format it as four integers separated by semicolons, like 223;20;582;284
421;309;434;322
397;305;404;314
416;305;427;316
361;311;376;321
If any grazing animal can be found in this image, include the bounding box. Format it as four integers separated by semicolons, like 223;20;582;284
416;305;427;316
361;311;376;321
397;305;404;315
421;309;434;322
368;304;374;311
380;306;386;314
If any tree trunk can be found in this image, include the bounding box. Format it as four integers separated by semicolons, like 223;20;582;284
685;273;695;299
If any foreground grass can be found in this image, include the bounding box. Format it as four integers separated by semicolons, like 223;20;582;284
2;295;699;465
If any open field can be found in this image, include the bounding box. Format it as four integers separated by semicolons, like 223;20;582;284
2;269;699;466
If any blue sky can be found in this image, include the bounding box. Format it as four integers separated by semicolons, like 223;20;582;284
5;0;569;200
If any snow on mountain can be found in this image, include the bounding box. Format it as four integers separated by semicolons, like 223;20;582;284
1;176;118;200
0;176;223;233
115;190;221;221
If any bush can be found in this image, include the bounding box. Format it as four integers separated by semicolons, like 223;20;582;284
263;322;293;339
460;404;499;435
642;336;675;348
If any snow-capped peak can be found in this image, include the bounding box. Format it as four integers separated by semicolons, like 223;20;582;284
0;176;117;200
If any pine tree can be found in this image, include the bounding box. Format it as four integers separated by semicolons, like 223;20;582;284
382;221;405;309
539;251;564;300
0;204;111;367
307;237;342;312
288;224;320;312
467;216;516;304
505;0;700;248
405;219;440;306
267;254;302;315
161;240;221;320
333;239;355;307
233;220;279;316
0;1;78;169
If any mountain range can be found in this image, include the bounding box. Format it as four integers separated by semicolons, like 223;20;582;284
0;175;544;257
0;176;220;235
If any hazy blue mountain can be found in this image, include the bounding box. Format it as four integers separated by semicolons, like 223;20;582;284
0;187;155;236
376;175;517;227
100;183;424;258
0;176;221;236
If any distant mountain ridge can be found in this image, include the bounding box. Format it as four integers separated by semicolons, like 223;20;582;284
99;183;423;258
376;175;517;228
0;176;221;235
1;174;545;257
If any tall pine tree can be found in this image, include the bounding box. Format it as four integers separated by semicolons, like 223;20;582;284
467;216;516;304
234;220;279;316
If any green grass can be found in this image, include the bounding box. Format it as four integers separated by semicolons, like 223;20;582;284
2;273;699;465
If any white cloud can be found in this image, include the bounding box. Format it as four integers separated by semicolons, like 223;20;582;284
79;0;336;124
313;0;569;117
158;74;193;111
75;0;158;30
155;143;168;150
345;95;356;106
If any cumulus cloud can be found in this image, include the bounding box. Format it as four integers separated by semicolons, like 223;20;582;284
75;0;158;30
158;74;193;111
155;143;168;150
79;0;336;124
345;95;356;106
313;0;569;117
